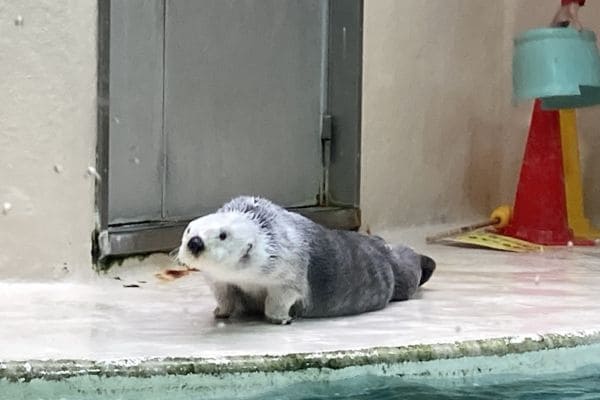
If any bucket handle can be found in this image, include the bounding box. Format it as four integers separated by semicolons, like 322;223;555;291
551;1;584;31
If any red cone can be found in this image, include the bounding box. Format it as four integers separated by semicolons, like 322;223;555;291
500;99;574;245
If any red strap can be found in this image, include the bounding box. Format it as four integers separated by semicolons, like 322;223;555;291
561;0;585;5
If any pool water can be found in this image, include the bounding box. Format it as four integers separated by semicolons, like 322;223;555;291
2;362;600;399
3;371;600;400
249;367;600;400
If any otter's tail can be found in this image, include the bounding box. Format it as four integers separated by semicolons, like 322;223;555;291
389;245;436;301
419;255;436;286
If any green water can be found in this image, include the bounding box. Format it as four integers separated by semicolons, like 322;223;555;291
3;364;600;400
7;371;600;400
251;367;600;400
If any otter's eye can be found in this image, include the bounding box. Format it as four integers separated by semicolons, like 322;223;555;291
185;227;190;235
219;232;227;241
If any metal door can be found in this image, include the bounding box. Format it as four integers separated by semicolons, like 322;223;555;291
96;0;362;260
164;0;326;219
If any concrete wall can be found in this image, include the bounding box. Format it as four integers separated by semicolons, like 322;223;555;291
2;0;600;276
361;0;600;230
0;1;97;279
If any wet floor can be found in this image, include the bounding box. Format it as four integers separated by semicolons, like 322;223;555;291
2;226;600;361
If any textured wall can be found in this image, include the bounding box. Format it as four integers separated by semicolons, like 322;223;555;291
0;1;97;279
3;0;600;277
361;0;600;230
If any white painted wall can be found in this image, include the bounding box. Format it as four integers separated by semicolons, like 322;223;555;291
361;0;600;230
2;0;600;276
0;1;97;279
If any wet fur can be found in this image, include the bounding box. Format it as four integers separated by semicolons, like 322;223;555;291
178;196;435;324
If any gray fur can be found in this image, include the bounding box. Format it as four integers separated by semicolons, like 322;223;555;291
183;196;435;323
300;225;430;317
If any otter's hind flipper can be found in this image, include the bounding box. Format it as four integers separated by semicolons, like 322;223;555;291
389;245;435;301
419;255;436;286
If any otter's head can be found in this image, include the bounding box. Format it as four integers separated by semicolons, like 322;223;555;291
178;212;267;278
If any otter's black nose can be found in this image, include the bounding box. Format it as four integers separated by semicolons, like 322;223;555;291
187;236;205;256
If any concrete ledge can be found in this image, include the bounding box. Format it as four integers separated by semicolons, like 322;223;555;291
4;229;600;398
2;331;599;383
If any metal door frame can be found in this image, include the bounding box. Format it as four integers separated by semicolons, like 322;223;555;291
94;0;363;263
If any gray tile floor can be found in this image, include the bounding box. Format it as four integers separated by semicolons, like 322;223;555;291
2;227;600;362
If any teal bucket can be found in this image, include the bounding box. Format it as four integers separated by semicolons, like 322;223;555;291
513;28;600;109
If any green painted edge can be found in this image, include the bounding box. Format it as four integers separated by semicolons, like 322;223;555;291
1;331;599;383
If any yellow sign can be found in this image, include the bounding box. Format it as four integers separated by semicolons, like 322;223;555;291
444;230;543;253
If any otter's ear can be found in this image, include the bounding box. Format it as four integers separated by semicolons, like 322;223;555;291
242;242;253;259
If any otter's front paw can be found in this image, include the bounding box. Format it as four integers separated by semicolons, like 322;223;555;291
265;315;293;325
213;306;232;319
264;288;298;325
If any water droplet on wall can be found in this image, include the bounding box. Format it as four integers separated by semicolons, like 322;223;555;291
86;166;101;181
2;202;12;215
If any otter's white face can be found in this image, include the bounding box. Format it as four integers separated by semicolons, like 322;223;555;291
178;212;264;279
